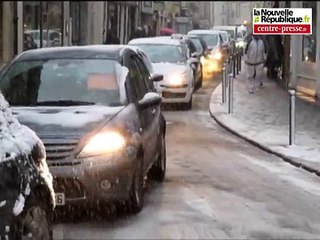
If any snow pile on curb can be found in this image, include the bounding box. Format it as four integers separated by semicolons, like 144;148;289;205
209;83;320;172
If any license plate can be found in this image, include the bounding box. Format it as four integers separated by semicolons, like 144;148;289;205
55;193;65;206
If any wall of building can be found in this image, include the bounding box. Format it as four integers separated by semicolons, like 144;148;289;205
212;1;257;27
290;1;320;97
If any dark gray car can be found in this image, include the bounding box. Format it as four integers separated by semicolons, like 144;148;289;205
0;45;167;214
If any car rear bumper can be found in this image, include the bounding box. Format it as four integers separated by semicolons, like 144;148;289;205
49;150;138;206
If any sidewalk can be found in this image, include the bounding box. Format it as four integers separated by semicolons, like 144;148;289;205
209;66;320;174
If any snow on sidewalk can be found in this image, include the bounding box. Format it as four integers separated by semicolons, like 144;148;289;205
210;69;320;173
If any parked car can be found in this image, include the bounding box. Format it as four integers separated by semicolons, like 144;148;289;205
187;30;224;74
24;33;37;51
24;29;61;48
187;34;210;65
170;34;203;89
0;45;167;214
128;37;195;110
217;30;232;56
0;93;55;239
212;26;243;55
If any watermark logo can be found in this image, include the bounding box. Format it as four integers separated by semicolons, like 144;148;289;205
252;8;312;35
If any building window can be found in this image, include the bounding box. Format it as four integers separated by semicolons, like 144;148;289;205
23;1;63;50
302;1;316;62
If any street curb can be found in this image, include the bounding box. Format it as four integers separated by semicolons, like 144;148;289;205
209;83;320;178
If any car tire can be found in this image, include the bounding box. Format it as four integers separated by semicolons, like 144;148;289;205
196;67;203;90
198;66;203;88
182;96;192;110
12;196;53;240
149;135;166;182
126;158;144;214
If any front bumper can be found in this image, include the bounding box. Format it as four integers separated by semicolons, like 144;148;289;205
156;84;193;103
49;149;137;206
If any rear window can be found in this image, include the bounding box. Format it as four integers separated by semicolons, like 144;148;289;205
196;34;219;48
132;44;186;63
190;38;204;53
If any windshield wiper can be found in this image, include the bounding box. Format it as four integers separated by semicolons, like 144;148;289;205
35;100;96;106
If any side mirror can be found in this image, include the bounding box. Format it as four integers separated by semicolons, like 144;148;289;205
191;63;196;70
191;52;200;58
188;57;199;64
151;74;163;82
138;92;161;109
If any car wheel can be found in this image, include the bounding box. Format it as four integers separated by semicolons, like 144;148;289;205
13;200;52;240
182;95;192;110
126;159;144;214
149;135;166;182
198;66;203;88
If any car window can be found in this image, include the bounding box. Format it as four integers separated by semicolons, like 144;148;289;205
134;55;155;92
50;32;60;41
190;38;204;53
0;59;122;106
139;51;153;75
196;34;219;48
220;33;228;43
180;44;189;60
187;41;197;54
126;55;148;101
131;44;186;63
219;35;223;45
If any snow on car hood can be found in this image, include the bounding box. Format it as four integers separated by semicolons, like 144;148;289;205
12;105;125;138
152;62;188;83
0;92;55;214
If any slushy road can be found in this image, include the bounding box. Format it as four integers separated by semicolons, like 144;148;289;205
53;75;320;239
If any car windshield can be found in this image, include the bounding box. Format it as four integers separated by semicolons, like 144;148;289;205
190;38;203;53
0;59;122;107
194;34;218;48
225;30;235;39
132;44;185;63
27;31;48;40
220;33;228;42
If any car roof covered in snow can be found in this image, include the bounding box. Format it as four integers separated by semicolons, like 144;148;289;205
187;29;220;35
213;25;237;30
128;37;181;46
15;45;135;62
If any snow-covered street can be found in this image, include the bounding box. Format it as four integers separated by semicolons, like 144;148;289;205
53;78;320;239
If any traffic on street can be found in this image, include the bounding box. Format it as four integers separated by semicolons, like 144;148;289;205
1;1;320;239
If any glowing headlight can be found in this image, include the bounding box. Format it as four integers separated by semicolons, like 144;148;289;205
79;131;126;157
211;51;222;60
200;56;205;64
167;73;186;86
236;41;245;48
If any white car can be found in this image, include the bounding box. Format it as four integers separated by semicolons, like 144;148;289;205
25;29;62;48
187;30;225;73
128;37;195;110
